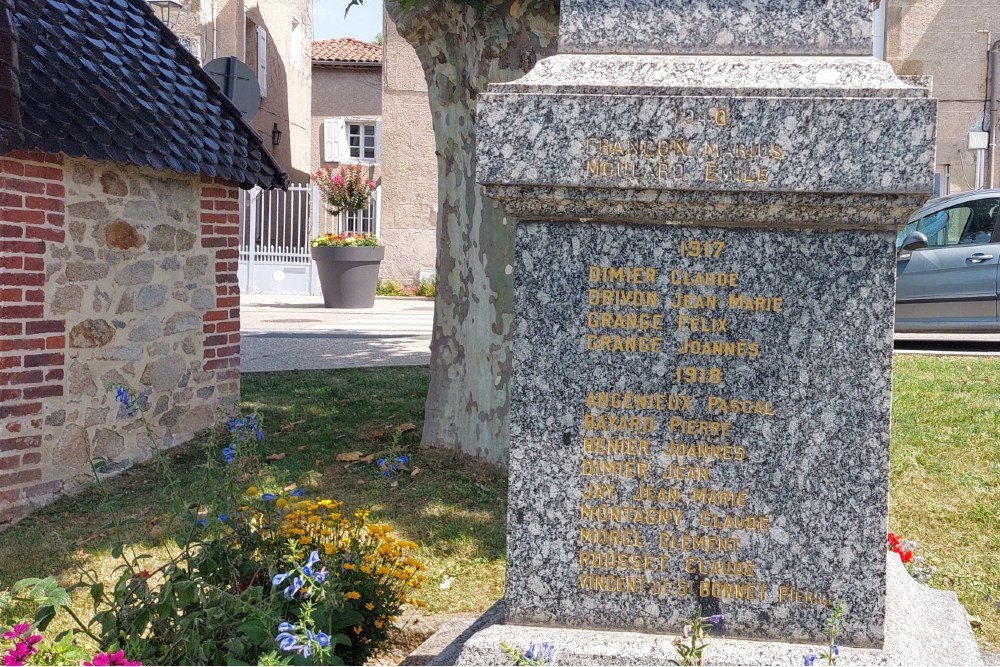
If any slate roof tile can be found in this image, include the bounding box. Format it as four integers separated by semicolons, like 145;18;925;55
312;37;382;64
11;0;286;189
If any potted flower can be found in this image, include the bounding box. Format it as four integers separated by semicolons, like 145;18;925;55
311;165;383;308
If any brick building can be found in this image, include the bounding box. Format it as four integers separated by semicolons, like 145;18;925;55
0;0;285;524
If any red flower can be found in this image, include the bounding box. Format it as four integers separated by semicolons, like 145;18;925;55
899;550;913;564
887;532;900;548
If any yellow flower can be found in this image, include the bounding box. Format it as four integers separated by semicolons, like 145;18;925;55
343;563;355;570
365;603;374;611
300;536;312;545
374;620;384;629
346;591;361;600
247;486;259;496
353;625;363;634
276;498;287;509
360;565;372;575
376;566;389;575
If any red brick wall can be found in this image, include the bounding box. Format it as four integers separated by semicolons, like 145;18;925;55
0;150;67;524
200;177;241;400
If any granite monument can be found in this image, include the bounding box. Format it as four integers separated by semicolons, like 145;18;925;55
458;0;974;663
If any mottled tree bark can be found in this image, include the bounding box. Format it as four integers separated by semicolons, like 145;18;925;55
386;0;559;462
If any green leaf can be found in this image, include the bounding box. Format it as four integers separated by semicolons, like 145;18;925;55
90;583;105;610
111;542;123;559
238;620;271;645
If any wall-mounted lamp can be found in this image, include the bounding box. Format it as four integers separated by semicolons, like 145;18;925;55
271;122;282;148
147;0;183;29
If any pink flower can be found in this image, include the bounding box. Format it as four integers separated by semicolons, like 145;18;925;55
3;641;38;667
333;172;344;184
2;624;30;641
84;650;142;666
366;180;376;189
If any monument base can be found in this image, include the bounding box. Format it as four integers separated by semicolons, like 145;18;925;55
419;556;981;666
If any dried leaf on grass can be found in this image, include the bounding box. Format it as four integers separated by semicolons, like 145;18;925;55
280;420;305;432
398;422;417;433
297;445;307;452
335;451;365;462
411;467;422;477
265;453;286;461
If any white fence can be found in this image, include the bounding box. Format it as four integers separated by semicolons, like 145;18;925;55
238;182;381;295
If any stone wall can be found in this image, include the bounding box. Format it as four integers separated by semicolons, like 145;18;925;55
0;150;241;525
886;0;1000;192
379;13;437;284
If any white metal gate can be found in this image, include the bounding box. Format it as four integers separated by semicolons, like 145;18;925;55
238;182;381;295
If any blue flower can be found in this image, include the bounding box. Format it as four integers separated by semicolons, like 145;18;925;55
375;457;387;468
702;614;723;624
197;518;209;527
314;631;330;648
524;642;557;664
804;653;818;666
277;621;295;633
832;646;840;656
283;575;304;599
218;514;228;523
395;455;409;464
222;446;236;463
276;631;301;653
289;489;304;498
261;493;277;501
306;550;321;568
314;569;328;584
272;573;289;586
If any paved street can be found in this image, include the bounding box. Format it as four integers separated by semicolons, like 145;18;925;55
240;295;434;372
239;294;1000;372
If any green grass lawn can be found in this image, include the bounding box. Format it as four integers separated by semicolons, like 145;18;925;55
890;355;1000;650
0;358;997;652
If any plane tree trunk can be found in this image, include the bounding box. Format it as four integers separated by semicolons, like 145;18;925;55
385;0;559;462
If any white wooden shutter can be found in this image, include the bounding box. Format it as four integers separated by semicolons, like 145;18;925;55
374;119;383;164
324;118;346;162
256;26;268;97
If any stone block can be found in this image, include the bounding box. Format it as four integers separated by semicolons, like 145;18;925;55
65;262;110;282
52;285;84;314
135;284;167;311
104;220;144;250
67;200;108;220
191;288;214;310
128;317;163;342
92;428;125;459
124;199;159;221
53;424;89;469
164;311;202;335
436;557;981;666
140;354;186;392
184;255;210;279
69;319;115;348
558;0;871;56
99;170;128;196
115;260;155;286
147;223;176;251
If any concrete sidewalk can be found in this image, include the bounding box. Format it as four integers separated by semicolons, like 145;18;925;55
240;294;434;372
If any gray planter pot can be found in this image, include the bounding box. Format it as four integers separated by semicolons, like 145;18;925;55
311;245;385;308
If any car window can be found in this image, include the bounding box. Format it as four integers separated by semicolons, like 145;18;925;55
903;198;999;249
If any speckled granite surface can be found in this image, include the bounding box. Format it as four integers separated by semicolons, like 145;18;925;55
429;556;981;665
476;0;937;652
505;222;894;646
477;57;936;203
559;0;872;56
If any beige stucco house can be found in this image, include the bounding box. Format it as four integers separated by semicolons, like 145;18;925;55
164;0;313;182
312;34;437;284
377;22;438;284
883;0;998;194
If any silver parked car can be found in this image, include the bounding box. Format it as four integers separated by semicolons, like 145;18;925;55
895;189;1000;332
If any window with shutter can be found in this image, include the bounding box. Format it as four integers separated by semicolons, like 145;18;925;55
323;118;346;162
256;26;268;98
